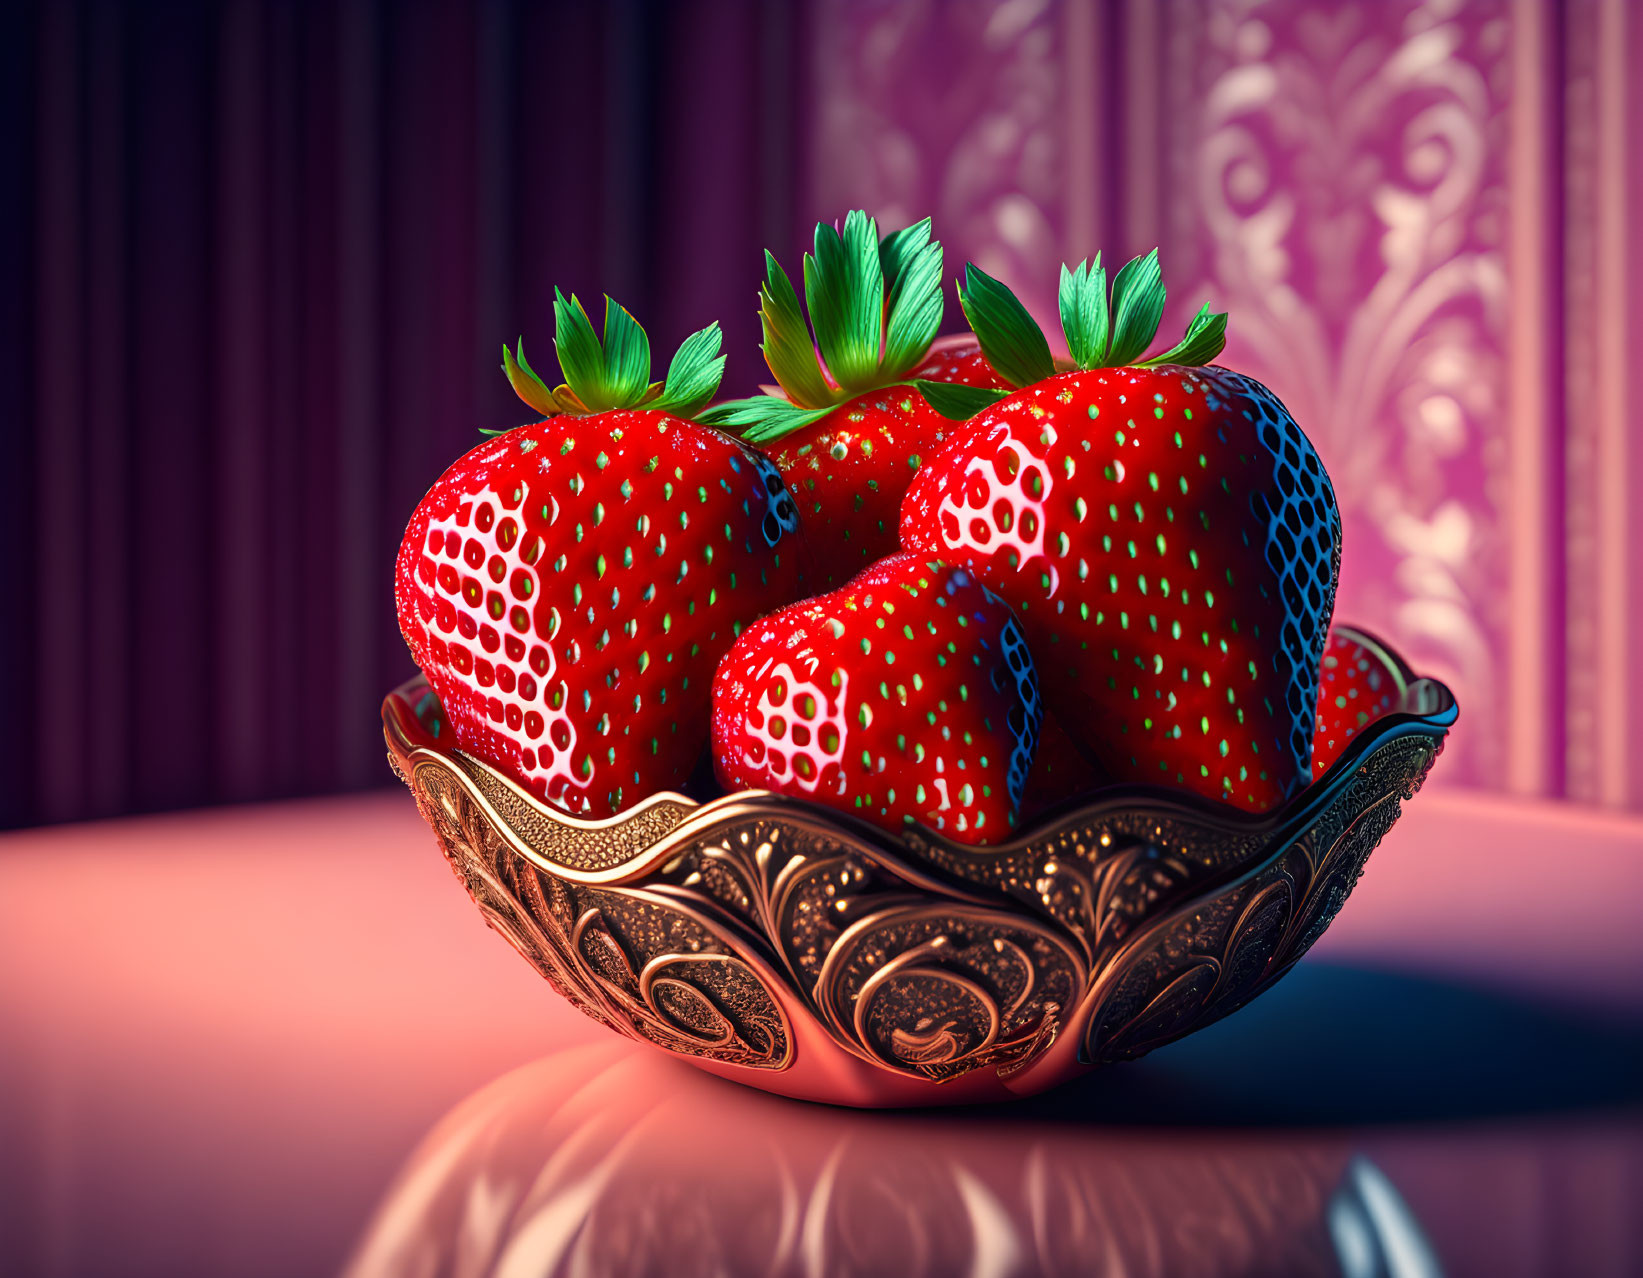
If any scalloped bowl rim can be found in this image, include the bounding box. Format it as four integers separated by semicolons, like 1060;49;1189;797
383;624;1457;876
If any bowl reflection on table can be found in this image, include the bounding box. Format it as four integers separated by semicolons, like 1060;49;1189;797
342;1043;1436;1278
384;626;1456;1106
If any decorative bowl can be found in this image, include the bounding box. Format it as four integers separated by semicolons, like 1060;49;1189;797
383;625;1455;1107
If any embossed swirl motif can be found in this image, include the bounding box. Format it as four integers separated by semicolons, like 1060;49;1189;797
386;643;1453;1100
405;760;790;1070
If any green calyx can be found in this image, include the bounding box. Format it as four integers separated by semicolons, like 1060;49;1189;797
953;249;1229;411
497;289;726;426
698;210;948;443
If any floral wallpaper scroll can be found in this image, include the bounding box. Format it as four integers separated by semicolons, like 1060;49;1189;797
810;0;1643;808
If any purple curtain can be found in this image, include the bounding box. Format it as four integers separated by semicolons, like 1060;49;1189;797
3;0;808;828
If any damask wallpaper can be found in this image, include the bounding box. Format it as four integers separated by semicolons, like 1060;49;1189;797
809;0;1643;808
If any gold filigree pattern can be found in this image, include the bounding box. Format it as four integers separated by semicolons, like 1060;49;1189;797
408;758;791;1070
1078;734;1439;1067
385;628;1454;1104
448;750;699;875
818;905;1082;1081
899;807;1268;965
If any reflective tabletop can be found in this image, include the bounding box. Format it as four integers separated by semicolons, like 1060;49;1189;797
2;788;1640;1277
343;961;1643;1278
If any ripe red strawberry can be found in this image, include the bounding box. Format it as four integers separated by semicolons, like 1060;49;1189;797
1021;715;1107;818
395;293;806;817
702;213;1006;590
910;332;1011;389
711;551;1041;845
901;251;1341;812
1312;626;1409;774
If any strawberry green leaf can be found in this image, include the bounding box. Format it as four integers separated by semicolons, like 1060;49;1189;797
1139;303;1228;367
553;288;616;411
882;224;944;377
698;395;835;443
957;263;1056;389
880;218;933;285
551;385;593;415
878;216;932;292
913;379;1011;421
721;211;956;443
502;339;559;418
1059;257;1110;369
600;296;651;405
1051;247;1226;370
651;321;727;417
498;295;715;421
805;210;884;389
1105;249;1167;367
759;252;834;408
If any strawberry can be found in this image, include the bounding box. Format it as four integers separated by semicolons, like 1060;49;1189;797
395;293;806;818
710;551;1041;845
1312;627;1409;774
900;251;1341;812
701;213;1007;591
1021;714;1107;818
910;332;1011;389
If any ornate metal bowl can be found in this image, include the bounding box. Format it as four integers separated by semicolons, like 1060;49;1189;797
384;626;1455;1107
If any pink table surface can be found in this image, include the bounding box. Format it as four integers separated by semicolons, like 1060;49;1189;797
1;787;1639;1278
